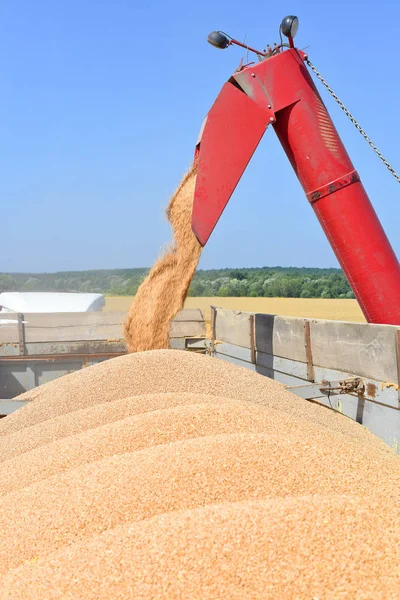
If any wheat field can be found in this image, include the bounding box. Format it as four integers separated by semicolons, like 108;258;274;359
105;296;365;324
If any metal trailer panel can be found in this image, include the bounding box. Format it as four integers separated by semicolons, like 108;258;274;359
0;400;28;414
214;344;400;452
0;309;206;414
214;307;400;383
211;306;400;453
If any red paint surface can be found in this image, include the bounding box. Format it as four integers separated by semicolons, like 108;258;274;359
193;49;400;324
271;51;400;324
192;82;272;245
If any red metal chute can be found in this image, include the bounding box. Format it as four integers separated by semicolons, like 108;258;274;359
192;82;272;246
192;44;400;325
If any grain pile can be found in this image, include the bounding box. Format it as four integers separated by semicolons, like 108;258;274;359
1;350;400;598
124;165;202;352
1;351;392;451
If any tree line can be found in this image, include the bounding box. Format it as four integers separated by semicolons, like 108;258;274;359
0;267;354;299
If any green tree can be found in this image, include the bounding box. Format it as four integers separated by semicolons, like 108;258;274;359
218;286;230;297
300;288;312;298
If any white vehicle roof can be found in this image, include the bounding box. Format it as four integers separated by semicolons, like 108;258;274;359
0;292;105;313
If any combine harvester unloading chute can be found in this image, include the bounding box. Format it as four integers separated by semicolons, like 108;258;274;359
192;15;400;326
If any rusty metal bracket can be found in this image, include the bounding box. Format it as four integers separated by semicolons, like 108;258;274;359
304;321;314;382
288;377;365;400
307;170;360;203
249;314;256;364
17;313;25;356
210;306;217;355
320;377;365;396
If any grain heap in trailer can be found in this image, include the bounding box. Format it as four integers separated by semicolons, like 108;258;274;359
1;15;400;599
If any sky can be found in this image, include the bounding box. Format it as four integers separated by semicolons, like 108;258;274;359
1;0;399;272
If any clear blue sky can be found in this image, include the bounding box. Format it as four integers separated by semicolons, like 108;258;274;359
1;0;399;272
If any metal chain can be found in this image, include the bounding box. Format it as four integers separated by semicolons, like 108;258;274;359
306;58;400;184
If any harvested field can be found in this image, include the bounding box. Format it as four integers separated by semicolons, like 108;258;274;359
106;295;366;323
0;349;399;598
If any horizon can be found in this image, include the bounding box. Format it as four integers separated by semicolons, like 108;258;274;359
0;266;353;300
1;265;345;275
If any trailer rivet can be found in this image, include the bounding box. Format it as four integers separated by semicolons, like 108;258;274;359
268;104;272;109
251;73;255;77
269;117;275;122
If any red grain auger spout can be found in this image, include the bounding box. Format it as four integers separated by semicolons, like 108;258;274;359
192;15;400;325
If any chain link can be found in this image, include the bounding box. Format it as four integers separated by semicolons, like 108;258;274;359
306;58;400;184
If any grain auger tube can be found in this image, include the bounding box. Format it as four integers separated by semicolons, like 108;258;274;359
191;16;400;325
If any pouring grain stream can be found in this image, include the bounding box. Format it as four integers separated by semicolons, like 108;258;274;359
124;165;201;352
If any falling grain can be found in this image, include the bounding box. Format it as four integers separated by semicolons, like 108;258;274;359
123;165;201;352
